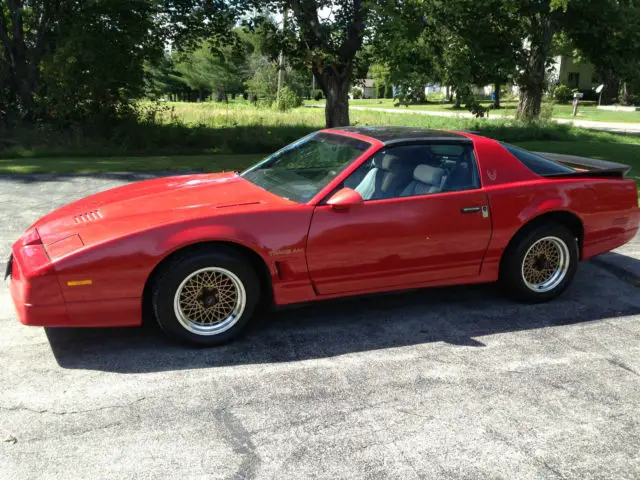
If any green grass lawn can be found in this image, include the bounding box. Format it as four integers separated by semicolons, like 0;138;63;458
2;141;639;189
306;99;640;124
2;100;640;192
0;154;263;175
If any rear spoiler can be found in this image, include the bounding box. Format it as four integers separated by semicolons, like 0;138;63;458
534;152;631;179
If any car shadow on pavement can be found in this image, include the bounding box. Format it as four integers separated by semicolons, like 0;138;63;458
44;254;640;373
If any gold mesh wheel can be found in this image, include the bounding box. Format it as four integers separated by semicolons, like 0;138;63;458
521;236;570;293
173;267;246;336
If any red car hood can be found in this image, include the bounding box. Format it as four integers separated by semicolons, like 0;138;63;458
31;172;288;247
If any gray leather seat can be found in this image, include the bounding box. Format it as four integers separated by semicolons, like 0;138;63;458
355;154;412;200
401;164;446;196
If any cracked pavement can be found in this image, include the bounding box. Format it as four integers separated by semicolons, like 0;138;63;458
1;173;640;479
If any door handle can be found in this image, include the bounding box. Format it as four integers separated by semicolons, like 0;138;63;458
461;205;489;218
461;206;481;213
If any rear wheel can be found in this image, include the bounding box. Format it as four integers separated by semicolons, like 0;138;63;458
500;224;578;302
151;248;260;346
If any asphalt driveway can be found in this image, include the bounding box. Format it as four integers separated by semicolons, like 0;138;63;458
1;173;640;479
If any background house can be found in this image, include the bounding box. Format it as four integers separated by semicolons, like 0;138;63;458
361;79;377;98
550;55;598;90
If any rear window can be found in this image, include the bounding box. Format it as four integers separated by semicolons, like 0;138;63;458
501;143;575;175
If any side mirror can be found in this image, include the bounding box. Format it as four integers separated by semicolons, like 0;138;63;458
326;187;363;210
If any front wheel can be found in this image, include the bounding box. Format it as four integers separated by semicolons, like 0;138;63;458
500;224;578;303
151;248;260;346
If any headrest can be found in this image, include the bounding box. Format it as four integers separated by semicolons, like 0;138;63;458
372;153;402;170
413;164;445;186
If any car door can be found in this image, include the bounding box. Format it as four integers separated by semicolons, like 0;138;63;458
305;142;492;295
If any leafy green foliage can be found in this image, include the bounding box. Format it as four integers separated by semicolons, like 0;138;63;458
350;87;363;99
245;0;368;126
371;0;521;111
312;89;324;101
562;0;640;104
276;86;302;111
0;0;163;124
245;55;278;105
393;82;426;106
554;85;573;104
171;43;245;101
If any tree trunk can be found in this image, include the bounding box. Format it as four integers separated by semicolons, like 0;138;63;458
493;83;501;109
0;0;55;121
621;82;633;106
600;70;620;105
314;68;350;128
516;16;554;121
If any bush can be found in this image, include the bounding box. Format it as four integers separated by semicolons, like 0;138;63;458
276;86;302;111
350;87;363;99
312;89;324;101
393;83;426;106
465;99;488;118
554;84;573;104
540;101;554;121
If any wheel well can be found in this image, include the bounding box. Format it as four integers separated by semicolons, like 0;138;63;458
142;241;274;319
501;211;584;267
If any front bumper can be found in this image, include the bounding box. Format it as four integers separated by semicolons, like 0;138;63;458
7;247;70;326
10;280;70;326
8;248;142;328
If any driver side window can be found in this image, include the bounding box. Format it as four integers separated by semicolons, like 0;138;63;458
344;143;480;201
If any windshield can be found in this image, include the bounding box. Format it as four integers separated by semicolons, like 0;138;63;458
241;132;371;203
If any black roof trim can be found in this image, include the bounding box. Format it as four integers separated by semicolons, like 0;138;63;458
331;126;470;144
383;137;473;147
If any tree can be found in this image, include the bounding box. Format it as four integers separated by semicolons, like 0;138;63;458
562;0;640;105
369;63;390;99
370;0;519;110
172;43;245;101
247;1;368;127
0;0;64;119
0;0;236;123
509;0;640;118
0;1;165;123
508;0;564;120
245;54;278;103
41;1;163;123
369;0;436;102
146;54;189;101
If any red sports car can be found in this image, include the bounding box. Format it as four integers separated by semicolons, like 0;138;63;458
7;127;639;345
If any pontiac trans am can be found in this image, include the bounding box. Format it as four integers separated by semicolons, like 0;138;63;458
7;127;640;345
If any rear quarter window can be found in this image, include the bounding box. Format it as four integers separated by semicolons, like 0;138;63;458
501;143;575;175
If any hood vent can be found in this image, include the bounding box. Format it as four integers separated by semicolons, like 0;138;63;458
74;210;102;224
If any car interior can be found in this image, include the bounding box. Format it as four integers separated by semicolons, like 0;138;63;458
343;144;480;201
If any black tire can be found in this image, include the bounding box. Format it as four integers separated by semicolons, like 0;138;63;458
500;223;578;303
151;247;261;346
